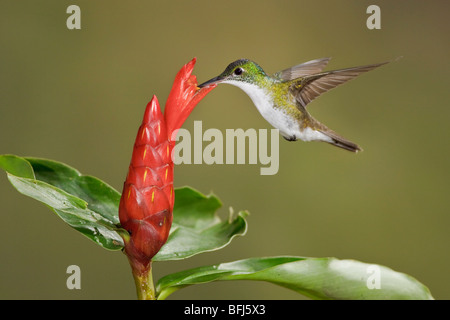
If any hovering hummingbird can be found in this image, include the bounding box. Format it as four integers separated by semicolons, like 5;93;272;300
198;58;389;152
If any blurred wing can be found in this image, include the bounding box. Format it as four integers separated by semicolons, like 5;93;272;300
273;58;331;80
291;62;389;108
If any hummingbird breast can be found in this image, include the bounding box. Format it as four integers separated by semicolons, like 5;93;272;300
223;79;307;139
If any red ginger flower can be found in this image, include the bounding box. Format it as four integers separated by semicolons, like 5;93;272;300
119;58;215;276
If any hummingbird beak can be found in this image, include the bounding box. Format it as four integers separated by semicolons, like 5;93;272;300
198;76;224;88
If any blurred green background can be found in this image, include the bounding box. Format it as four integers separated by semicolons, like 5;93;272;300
1;0;449;299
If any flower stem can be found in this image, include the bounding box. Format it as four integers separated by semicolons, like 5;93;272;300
130;262;156;300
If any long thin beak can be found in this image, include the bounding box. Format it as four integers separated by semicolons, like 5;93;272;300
198;76;224;88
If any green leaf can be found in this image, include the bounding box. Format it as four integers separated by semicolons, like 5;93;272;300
156;256;434;300
25;157;121;225
153;187;248;261
0;155;125;250
0;155;247;256
0;154;35;179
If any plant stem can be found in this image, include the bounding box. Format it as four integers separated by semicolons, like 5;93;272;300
121;233;156;299
131;263;156;300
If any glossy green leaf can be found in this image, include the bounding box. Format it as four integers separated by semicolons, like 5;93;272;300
156;256;434;300
154;187;248;261
0;155;125;250
0;154;35;179
25;157;121;225
0;155;247;256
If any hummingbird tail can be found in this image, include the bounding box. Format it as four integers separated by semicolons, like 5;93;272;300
320;129;362;152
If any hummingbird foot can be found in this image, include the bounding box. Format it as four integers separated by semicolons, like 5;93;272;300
282;135;297;142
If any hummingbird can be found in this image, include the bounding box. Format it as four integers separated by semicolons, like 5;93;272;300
198;58;389;152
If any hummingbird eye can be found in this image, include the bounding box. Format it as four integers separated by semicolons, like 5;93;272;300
234;67;243;76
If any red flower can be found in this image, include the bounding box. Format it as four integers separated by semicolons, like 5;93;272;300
165;58;211;139
119;58;215;276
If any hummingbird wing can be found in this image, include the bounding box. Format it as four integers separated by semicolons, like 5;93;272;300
290;62;389;108
273;58;331;80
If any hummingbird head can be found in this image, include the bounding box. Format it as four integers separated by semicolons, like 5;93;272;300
198;59;267;88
